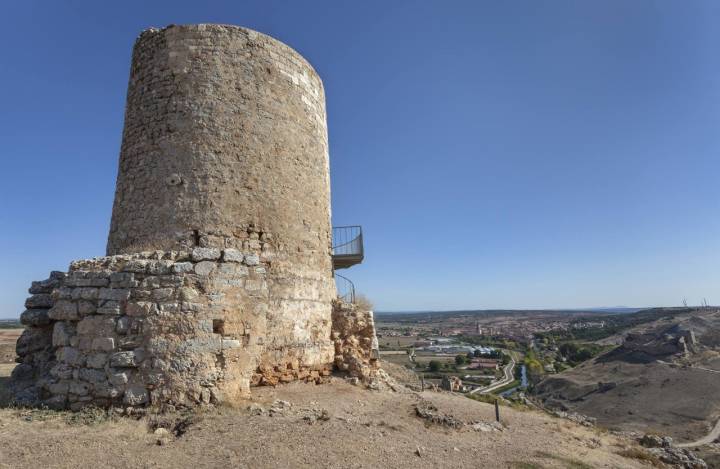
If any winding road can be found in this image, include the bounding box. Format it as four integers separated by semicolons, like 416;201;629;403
676;418;720;448
469;357;516;395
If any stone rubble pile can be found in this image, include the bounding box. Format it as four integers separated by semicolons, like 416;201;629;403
639;434;708;469
330;300;380;386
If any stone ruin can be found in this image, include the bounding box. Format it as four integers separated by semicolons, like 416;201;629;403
10;24;379;411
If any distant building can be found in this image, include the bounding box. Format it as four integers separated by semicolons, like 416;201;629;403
441;375;463;392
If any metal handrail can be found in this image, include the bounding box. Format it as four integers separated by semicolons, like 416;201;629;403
332;226;363;258
335;273;355;304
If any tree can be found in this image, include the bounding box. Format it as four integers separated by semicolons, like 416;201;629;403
455;355;466;366
428;360;441;372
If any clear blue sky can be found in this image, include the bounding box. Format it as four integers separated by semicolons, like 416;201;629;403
1;1;719;316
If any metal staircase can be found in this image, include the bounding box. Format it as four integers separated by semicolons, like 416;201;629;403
332;226;363;304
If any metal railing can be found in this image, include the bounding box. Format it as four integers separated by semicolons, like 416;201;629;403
335;273;355;304
332;226;363;258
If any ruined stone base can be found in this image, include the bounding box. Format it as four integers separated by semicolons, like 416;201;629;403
10;248;335;411
330;300;380;387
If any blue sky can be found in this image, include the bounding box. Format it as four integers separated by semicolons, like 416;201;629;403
1;1;719;315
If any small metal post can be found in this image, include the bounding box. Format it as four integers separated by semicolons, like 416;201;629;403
421;376;425;391
495;399;500;422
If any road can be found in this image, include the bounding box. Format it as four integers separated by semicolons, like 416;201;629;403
469;356;516;395
676;418;720;448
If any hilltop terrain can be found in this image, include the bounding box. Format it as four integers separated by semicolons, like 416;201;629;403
0;332;664;469
534;309;720;465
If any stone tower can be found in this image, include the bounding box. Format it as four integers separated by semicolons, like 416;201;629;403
107;24;336;388
107;24;331;261
11;24;360;410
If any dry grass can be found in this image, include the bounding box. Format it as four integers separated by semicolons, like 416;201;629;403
616;448;663;467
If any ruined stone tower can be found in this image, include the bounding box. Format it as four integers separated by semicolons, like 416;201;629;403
10;24;382;411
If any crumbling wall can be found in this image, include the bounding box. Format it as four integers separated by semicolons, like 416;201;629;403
331;300;380;384
11;248;332;411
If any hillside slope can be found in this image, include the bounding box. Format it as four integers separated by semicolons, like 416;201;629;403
534;309;720;444
0;359;656;468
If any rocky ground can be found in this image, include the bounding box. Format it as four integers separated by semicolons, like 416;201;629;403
0;345;671;469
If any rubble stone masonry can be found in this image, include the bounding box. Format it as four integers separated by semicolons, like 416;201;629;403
13;248;333;411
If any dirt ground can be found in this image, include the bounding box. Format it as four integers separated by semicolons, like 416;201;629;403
0;329;21;365
0;352;655;469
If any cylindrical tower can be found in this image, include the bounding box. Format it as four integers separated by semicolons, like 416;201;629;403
108;24;335;388
108;24;331;260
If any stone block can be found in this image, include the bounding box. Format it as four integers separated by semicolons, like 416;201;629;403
71;287;99;301
20;309;50;327
172;262;194;273
126;301;157;317
78;368;107;383
109;272;137;288
29;272;64;294
110;351;138;367
77;316;117;336
178;287;198;301
65;272;109;287
192;247;221;261
77;300;97;316
122;259;149;273
49;381;70;395
52;322;74;347
86;352;108;369
94;383;122;399
69;381;90;396
92;337;116;352
56;347;83;366
108;370;129;386
98;288;131;301
25;293;54;309
97;300;122;315
48;300;79;321
244;253;260;266
194;261;216;276
152;288;175;301
222;248;243;262
147;260;174;275
116;316;131;334
124;386;149;405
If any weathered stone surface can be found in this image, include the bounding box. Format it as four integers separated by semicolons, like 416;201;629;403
194;261;216;276
91;337;116;352
108;371;128;386
116;316;131;334
48;301;79;321
126;301;156;317
222;249;243;263
77;316;116;336
29;272;65;294
97;301;122;315
98;288;131;301
20;309;50;327
110;351;139;368
123;386;149;405
86;353;108;369
25;294;54;309
77;300;96;316
192;248;221;262
244;254;260;266
172;262;193;274
57;347;83;366
52;322;74;347
109;272;137;288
